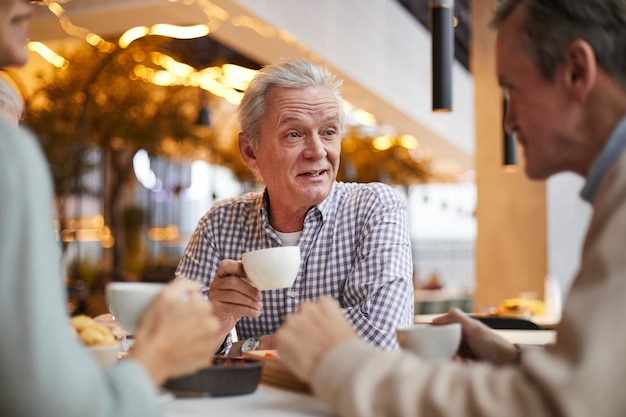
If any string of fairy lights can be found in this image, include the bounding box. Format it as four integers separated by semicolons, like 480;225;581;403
29;0;424;153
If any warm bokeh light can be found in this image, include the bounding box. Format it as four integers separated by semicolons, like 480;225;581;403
152;69;180;86
27;42;69;69
353;108;377;126
47;2;64;17
221;64;256;90
372;135;394;151
152;53;195;78
119;26;150;48
56;215;112;247
342;137;358;153
120;24;209;48
399;134;419;149
151;23;209;39
148;225;180;242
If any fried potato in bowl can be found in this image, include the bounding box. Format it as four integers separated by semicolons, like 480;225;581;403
70;315;119;367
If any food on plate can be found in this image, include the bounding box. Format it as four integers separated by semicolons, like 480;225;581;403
71;315;117;346
497;298;544;317
243;350;310;393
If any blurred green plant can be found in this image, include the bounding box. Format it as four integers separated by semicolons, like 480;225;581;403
22;36;212;277
122;206;146;280
66;257;102;290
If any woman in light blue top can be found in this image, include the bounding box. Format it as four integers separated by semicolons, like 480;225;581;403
0;1;221;416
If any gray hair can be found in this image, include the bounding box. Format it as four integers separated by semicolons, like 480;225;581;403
492;0;626;90
237;59;345;149
0;77;23;123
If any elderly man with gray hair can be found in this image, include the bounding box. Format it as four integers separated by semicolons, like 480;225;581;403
177;59;415;356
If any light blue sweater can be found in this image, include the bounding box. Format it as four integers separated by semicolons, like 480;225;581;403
0;119;163;417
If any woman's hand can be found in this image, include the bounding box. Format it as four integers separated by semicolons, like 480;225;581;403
276;296;357;382
129;279;221;386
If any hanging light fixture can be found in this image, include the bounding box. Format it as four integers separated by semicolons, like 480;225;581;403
503;97;517;169
195;90;211;127
196;106;211;127
431;0;454;112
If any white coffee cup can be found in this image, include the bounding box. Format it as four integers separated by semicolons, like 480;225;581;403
106;282;165;333
396;323;462;361
241;246;300;291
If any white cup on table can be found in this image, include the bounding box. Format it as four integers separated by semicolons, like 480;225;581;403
106;282;165;333
396;323;462;361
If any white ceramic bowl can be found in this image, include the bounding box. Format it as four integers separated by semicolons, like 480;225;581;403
241;246;300;291
106;282;166;333
88;344;119;368
396;323;462;361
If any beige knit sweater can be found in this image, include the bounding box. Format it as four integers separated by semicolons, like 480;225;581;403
312;151;626;417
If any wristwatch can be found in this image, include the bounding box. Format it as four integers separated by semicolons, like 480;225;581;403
240;335;260;354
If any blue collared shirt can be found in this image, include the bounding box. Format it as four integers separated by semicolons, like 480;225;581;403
176;182;415;353
581;117;626;203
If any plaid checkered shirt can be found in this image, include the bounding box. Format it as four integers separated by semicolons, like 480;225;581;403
176;182;414;353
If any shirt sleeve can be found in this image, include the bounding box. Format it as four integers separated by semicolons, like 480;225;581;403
0;123;163;417
175;213;233;354
312;339;554;417
175;213;221;288
339;185;414;350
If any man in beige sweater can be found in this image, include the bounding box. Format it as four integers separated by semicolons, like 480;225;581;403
276;1;626;416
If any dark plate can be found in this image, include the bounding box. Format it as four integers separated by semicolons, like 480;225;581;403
164;357;262;397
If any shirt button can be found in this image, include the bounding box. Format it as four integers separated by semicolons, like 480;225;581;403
288;290;298;298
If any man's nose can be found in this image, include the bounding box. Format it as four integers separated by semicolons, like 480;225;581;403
304;134;327;158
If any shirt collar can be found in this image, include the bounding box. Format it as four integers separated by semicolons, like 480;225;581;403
581;116;626;203
259;182;338;223
312;182;337;220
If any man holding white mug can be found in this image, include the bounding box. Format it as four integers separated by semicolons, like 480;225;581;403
177;59;414;356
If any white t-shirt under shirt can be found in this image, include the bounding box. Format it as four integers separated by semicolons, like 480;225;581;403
275;230;302;247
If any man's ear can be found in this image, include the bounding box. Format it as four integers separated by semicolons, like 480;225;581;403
564;39;596;103
238;132;258;170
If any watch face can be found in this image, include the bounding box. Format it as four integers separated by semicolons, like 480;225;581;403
241;337;259;352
